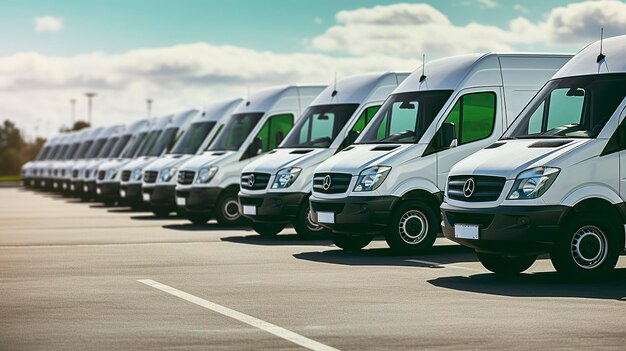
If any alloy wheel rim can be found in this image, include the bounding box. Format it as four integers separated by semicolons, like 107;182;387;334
571;225;607;269
223;199;241;220
399;210;428;244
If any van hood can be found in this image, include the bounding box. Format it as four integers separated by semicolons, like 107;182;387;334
121;156;159;172
179;151;236;170
245;148;329;174
314;144;416;174
451;139;592;179
144;154;194;171
98;158;129;172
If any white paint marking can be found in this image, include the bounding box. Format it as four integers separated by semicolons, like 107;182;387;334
405;259;478;271
138;279;340;351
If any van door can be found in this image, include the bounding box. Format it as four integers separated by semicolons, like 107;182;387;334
431;88;502;189
612;107;626;197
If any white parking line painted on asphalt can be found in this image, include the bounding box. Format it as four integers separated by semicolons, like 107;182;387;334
138;279;341;351
404;259;478;271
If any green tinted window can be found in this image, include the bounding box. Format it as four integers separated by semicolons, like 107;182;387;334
461;93;496;143
255;119;271;152
351;106;381;133
441;92;496;145
269;114;293;149
376;115;388;140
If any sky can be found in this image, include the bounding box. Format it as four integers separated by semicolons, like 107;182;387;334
0;0;625;139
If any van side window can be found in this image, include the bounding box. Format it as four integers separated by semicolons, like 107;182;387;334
602;108;626;156
442;92;496;145
254;114;294;153
351;106;381;133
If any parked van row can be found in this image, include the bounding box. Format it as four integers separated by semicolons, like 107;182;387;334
22;35;626;279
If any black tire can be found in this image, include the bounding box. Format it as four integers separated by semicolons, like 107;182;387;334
152;208;172;218
385;200;439;254
215;190;245;226
332;234;373;251
187;212;212;225
294;198;329;238
550;212;619;279
252;222;286;237
477;252;537;275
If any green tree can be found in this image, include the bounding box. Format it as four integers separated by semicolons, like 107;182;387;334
60;120;90;133
0;120;46;177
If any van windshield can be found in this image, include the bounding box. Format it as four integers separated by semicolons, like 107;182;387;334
146;127;179;156
37;146;50;161
137;130;162;157
66;143;81;160
75;140;93;160
110;134;131;158
98;137;119;158
87;138;107;159
121;132;148;158
359;91;453;144
57;144;70;160
281;104;359;148
170;122;216;155
208;113;264;151
504;74;626;139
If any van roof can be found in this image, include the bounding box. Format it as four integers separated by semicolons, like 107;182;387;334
395;52;573;94
310;72;410;106
553;35;626;79
200;98;244;122
233;85;326;114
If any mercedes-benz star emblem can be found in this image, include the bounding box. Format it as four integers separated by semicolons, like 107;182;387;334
322;175;332;191
247;174;255;187
463;178;475;198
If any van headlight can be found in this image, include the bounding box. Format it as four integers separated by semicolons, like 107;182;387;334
271;168;301;189
508;167;560;200
132;168;142;181
197;166;218;184
353;166;391;192
106;168;118;180
159;167;177;182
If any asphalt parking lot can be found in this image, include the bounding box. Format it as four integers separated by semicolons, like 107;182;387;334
1;187;626;350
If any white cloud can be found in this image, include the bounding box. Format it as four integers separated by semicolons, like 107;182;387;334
513;4;528;14
34;16;63;33
478;0;498;9
311;1;626;58
314;17;323;25
0;43;418;138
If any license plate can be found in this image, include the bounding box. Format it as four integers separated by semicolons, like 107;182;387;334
53;183;58;189
454;224;479;240
176;197;186;206
317;211;335;224
96;187;101;195
70;184;75;191
242;205;256;215
142;193;150;202
40;181;45;186
62;183;67;190
83;185;88;192
120;190;126;198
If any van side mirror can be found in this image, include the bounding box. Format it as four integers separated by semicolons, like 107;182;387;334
440;122;457;148
244;137;263;158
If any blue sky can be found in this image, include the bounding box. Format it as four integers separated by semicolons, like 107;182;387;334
0;0;578;56
0;0;624;137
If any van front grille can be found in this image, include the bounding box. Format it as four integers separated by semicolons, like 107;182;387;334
121;170;131;182
97;170;106;180
144;170;158;183
178;171;195;185
447;175;506;202
241;172;271;190
313;173;352;194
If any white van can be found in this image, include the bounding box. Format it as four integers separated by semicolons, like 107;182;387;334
22;137;56;187
79;125;127;198
85;119;149;201
141;99;241;216
310;53;572;253
50;131;82;191
54;130;89;192
38;134;72;190
442;36;626;278
111;110;198;206
175;85;325;225
67;127;104;194
239;73;408;237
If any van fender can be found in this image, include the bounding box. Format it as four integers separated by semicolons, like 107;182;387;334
561;183;623;207
390;177;440;198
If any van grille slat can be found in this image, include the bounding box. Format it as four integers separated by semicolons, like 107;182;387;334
177;170;195;185
447;175;506;202
313;173;352;194
241;172;271;190
97;170;106;180
121;170;131;182
144;170;158;183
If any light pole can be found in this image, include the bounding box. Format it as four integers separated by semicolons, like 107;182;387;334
85;92;97;125
146;99;153;118
70;98;76;126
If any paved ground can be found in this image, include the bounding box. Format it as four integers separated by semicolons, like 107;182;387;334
1;187;625;351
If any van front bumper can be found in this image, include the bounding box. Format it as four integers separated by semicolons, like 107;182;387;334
96;181;120;201
143;185;176;208
239;192;307;224
441;202;568;255
175;187;222;213
309;195;399;234
120;183;142;203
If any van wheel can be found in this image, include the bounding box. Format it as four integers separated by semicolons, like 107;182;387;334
252;222;286;237
386;200;438;254
332;234;373;251
550;212;619;279
294;199;329;238
187;212;212;225
215;190;244;226
477;252;537;274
